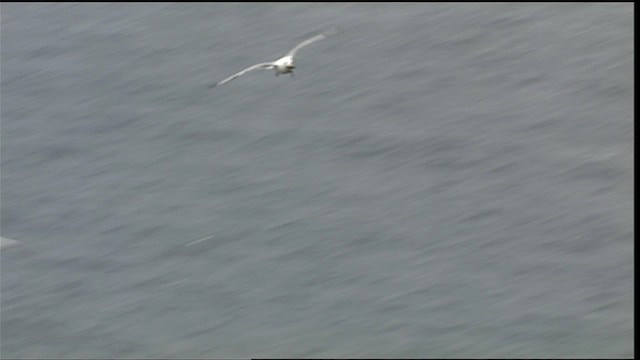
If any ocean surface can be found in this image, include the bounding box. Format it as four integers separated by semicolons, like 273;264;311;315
0;3;634;358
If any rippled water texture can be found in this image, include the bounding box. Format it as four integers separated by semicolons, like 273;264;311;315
1;3;634;358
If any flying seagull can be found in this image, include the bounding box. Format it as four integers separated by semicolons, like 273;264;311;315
209;33;328;88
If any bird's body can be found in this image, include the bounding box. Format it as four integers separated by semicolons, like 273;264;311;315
210;34;328;88
273;55;296;76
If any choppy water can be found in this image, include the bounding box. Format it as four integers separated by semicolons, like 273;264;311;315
1;3;634;358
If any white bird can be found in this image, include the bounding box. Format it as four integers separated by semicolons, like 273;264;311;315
209;33;328;88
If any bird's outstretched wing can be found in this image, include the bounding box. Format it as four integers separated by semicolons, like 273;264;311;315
210;62;274;88
286;34;328;58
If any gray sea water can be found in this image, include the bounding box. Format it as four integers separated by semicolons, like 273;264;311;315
0;3;634;358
